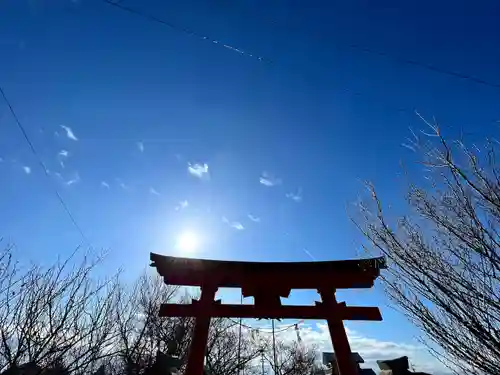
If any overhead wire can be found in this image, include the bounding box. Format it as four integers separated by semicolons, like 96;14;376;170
0;86;91;248
237;294;243;375
225;2;500;91
272;319;278;375
103;0;500;92
227;317;302;334
102;0;269;63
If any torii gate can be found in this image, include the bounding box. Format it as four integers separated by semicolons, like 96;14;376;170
150;253;386;375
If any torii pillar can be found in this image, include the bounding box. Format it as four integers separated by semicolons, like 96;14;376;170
184;285;217;375
319;288;358;375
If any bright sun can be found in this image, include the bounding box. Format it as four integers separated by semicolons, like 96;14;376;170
176;230;199;254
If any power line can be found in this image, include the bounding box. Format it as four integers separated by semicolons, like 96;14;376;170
102;0;269;63
228;4;500;91
0;85;91;247
228;317;302;334
346;43;500;90
271;319;278;375
237;294;243;375
103;1;500;92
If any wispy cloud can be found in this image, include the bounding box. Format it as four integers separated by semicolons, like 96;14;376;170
137;142;144;152
23;166;31;174
229;221;245;230
115;178;129;190
149;187;161;196
286;188;303;202
230;222;245;230
303;248;316;261
248;214;261;223
222;217;245;230
259;172;281;187
60;125;78;141
175;200;189;211
0;157;4;163
59;149;69;157
101;181;110;189
66;173;80;186
275;323;448;374
188;163;209;180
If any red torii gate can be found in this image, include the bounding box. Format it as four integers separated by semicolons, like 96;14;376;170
150;253;386;375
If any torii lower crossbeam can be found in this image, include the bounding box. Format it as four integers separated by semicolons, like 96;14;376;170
159;302;382;321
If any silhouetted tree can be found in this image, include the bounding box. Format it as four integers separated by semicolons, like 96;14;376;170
0;245;119;375
265;339;319;375
112;272;186;375
354;116;500;375
0;244;323;375
204;319;262;375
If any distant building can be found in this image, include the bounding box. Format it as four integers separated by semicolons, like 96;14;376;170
320;352;376;375
376;356;431;375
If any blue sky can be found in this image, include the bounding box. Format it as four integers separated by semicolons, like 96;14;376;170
1;0;500;372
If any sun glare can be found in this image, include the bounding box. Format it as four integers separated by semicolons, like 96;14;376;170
176;230;199;254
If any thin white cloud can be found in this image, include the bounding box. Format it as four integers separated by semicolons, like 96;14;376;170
58;150;68;170
60;125;78;141
47;169;63;180
137;142;144;152
23;166;31;174
259;172;281;187
286;188;303;202
66;173;80;186
115;178;129;190
149;187;161;196
248;214;261;223
188;162;209;180
222;217;245;230
276;322;450;374
303;248;316;261
175;200;189;211
231;222;245;230
101;181;110;189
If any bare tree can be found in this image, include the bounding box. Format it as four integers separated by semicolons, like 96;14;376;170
265;339;319;375
0;245;119;375
112;272;187;375
204;319;263;375
353;117;500;375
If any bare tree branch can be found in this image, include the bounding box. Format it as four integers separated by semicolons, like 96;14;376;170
353;120;500;375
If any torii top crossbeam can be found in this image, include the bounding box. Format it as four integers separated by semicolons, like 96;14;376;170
150;253;386;292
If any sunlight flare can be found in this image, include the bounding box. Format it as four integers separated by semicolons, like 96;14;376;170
175;230;200;254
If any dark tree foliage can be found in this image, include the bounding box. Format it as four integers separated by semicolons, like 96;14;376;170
354;117;500;375
267;340;319;375
0;244;317;375
0;245;118;375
